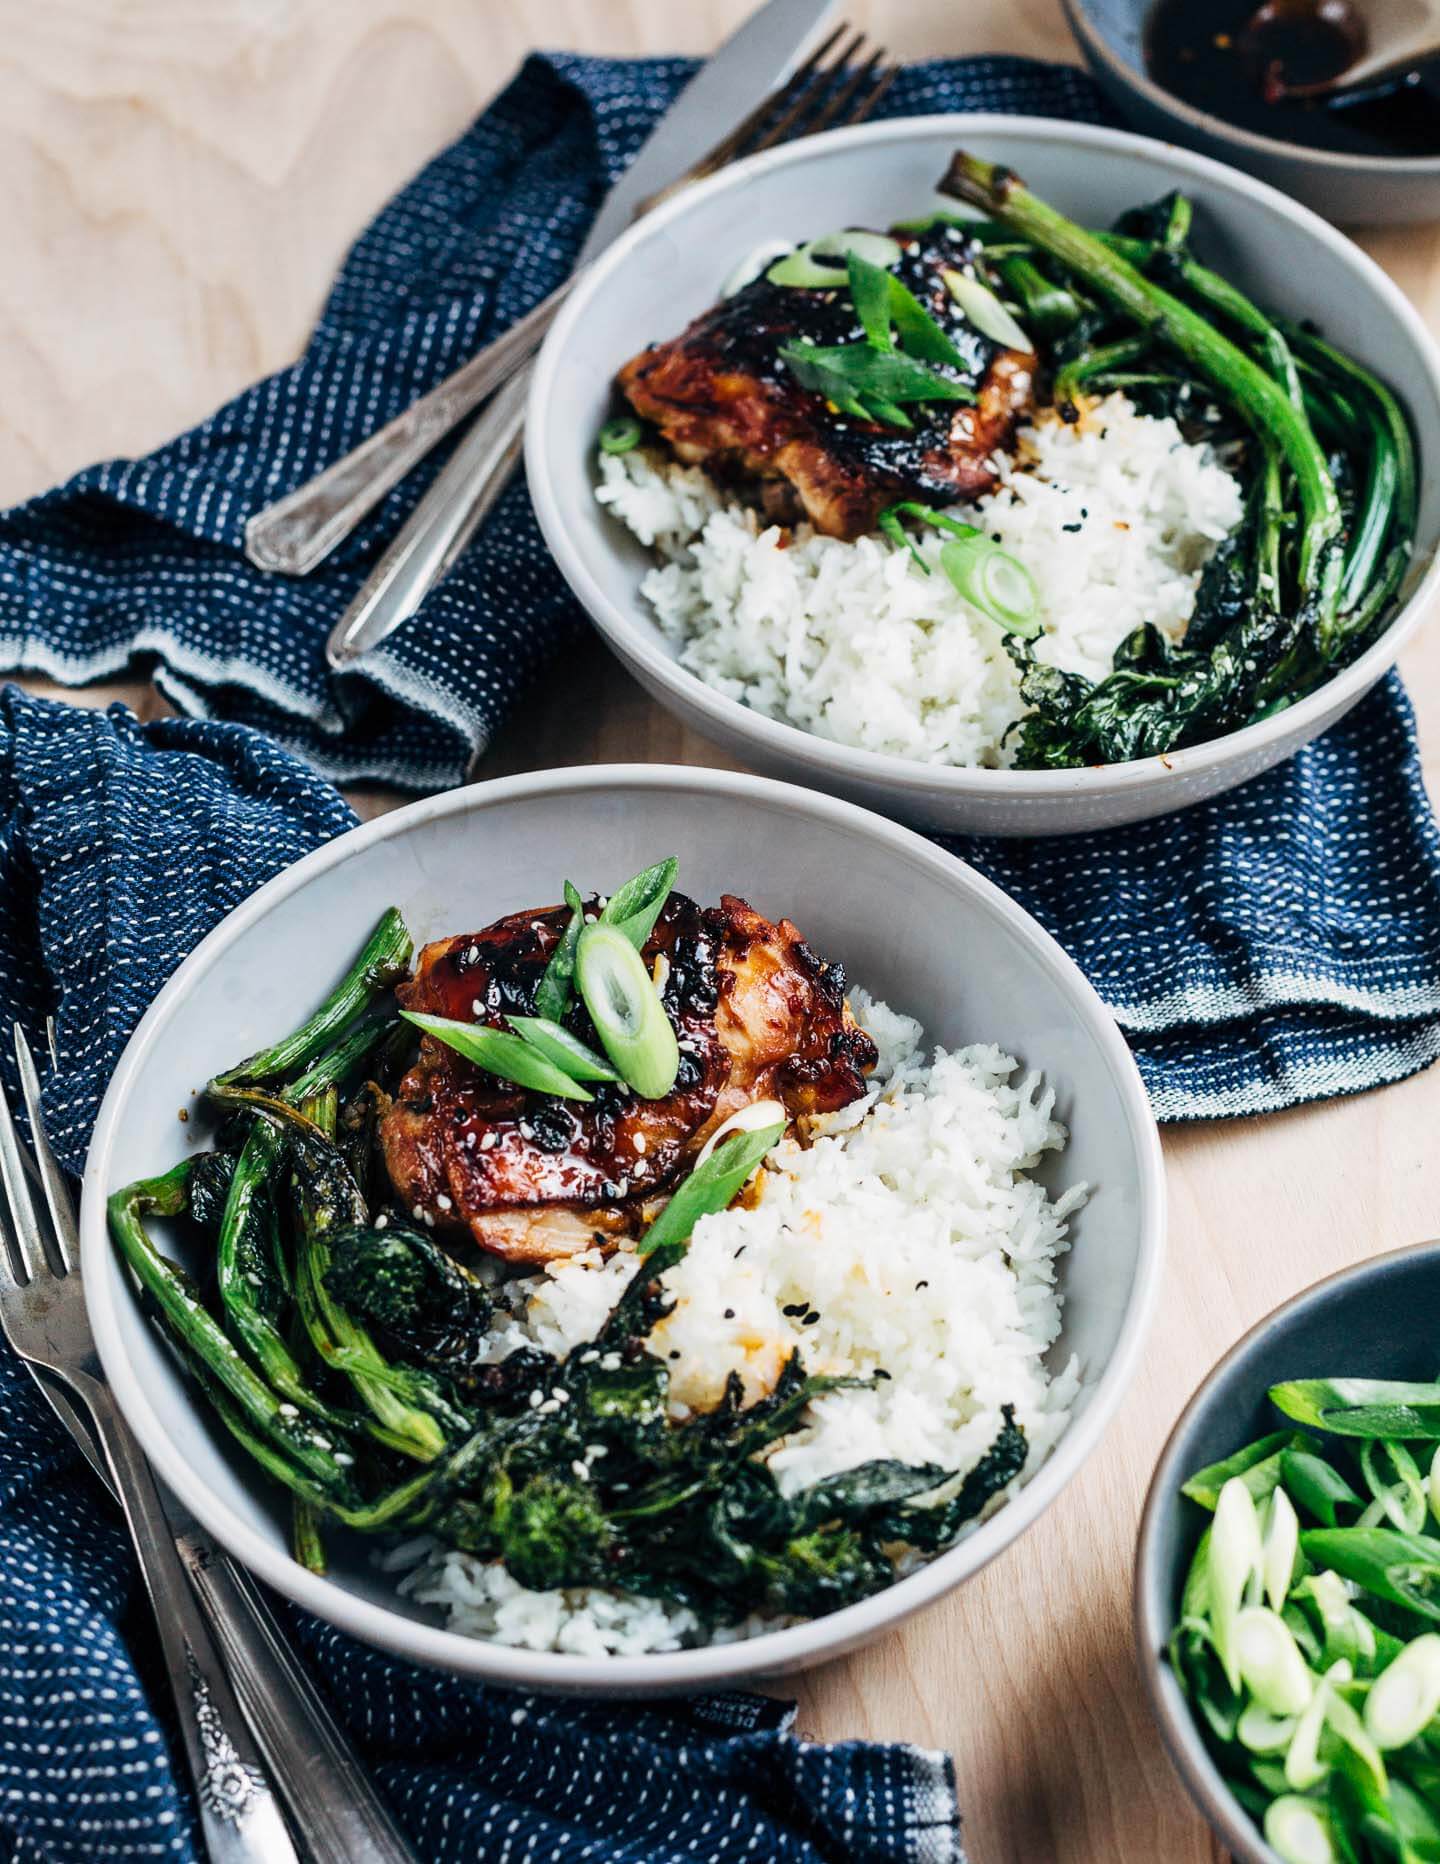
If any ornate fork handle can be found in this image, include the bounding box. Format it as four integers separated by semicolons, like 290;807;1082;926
244;286;570;577
70;1375;299;1863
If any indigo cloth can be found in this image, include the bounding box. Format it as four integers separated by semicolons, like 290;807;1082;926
0;686;965;1864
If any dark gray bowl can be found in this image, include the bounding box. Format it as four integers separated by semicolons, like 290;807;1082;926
1134;1240;1440;1864
1062;0;1440;224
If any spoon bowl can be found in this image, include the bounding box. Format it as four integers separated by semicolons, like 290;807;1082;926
1244;0;1440;97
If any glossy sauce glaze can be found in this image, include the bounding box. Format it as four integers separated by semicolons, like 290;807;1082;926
1145;0;1440;157
617;225;1037;538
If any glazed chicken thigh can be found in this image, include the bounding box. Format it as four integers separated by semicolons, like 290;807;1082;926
615;227;1034;539
379;891;876;1265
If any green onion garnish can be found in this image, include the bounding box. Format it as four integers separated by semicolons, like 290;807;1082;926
533;880;585;1023
877;499;982;574
600;856;678;950
1364;1634;1440;1750
399;1011;593;1102
506;1015;622;1085
940;536;1041;637
765;230;902;289
599;416;643;455
941;267;1033;353
575;922;679;1100
638;1121;786;1257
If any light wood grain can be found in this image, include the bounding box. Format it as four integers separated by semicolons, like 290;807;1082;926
5;6;1440;1860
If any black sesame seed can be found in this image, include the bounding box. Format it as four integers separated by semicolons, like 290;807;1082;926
874;1368;892;1380
915;1280;929;1291
723;1309;735;1320
782;1302;808;1318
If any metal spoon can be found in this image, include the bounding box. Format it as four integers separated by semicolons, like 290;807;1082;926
1239;0;1440;100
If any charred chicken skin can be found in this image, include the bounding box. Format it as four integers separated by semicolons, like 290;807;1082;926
379;892;877;1265
615;226;1034;539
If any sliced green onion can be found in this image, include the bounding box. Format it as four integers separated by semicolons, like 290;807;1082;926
600;856;678;950
399;1011;593;1102
1363;1633;1440;1749
1182;1432;1300;1511
940;536;1041;638
1235;1607;1315;1716
1264;1794;1340;1864
1211;1476;1265;1691
599;416;643;456
695;1098;787;1168
1322;1682;1387;1798
575;922;679;1099
1430;1444;1440;1527
766;230;902;289
1281;1448;1361;1528
1302;1527;1440;1624
1265;1488;1301;1612
639;1121;785;1258
1284;1666;1340;1793
877;499;981;575
1271;1377;1440;1440
505;1015;622;1085
1361;1438;1428;1533
533;880;585;1023
942;267;1032;352
1237;1701;1298;1755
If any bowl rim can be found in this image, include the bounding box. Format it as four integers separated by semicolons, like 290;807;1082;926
82;761;1166;1692
1060;0;1440;177
526;110;1440;808
1132;1236;1440;1864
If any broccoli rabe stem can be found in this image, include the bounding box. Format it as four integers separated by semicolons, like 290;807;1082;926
106;1164;361;1501
939;153;1342;612
215;1017;390;1433
209;906;411;1092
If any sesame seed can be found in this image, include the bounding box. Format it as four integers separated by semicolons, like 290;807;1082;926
634;1134;647;1155
571;1460;588;1479
480;1132;498;1151
472;998;483;1017
529;1390;544;1408
278;1403;299;1419
334;1451;354;1467
435;1192;453;1211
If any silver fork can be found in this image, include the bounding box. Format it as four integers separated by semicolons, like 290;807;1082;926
323;30;896;670
4;1027;418;1864
0;1035;298;1863
247;23;895;587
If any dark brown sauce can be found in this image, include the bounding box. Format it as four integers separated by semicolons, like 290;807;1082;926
1145;0;1440;158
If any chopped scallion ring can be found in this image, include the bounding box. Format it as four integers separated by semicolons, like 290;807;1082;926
575;922;679;1099
941;267;1033;353
599;416;643;456
939;536;1041;637
766;230;903;289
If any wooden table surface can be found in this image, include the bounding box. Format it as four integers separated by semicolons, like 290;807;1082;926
7;4;1440;1859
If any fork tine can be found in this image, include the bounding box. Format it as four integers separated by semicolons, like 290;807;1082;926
746;28;868;157
14;1027;77;1275
675;21;849;186
845;59;899;127
0;1070;46;1286
797;43;888;138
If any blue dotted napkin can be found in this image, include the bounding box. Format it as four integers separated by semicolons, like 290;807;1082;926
0;686;965;1864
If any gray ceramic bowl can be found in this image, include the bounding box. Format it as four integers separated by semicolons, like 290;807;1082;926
83;764;1163;1694
526;116;1440;838
1135;1240;1440;1863
1063;0;1440;225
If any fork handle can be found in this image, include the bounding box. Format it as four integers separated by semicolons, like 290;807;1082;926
73;1378;300;1864
245;282;572;578
324;363;530;669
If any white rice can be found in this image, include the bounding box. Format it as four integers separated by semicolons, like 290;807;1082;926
596;392;1244;767
395;995;1086;1655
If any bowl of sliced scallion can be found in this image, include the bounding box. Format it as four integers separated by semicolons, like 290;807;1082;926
1137;1241;1440;1863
